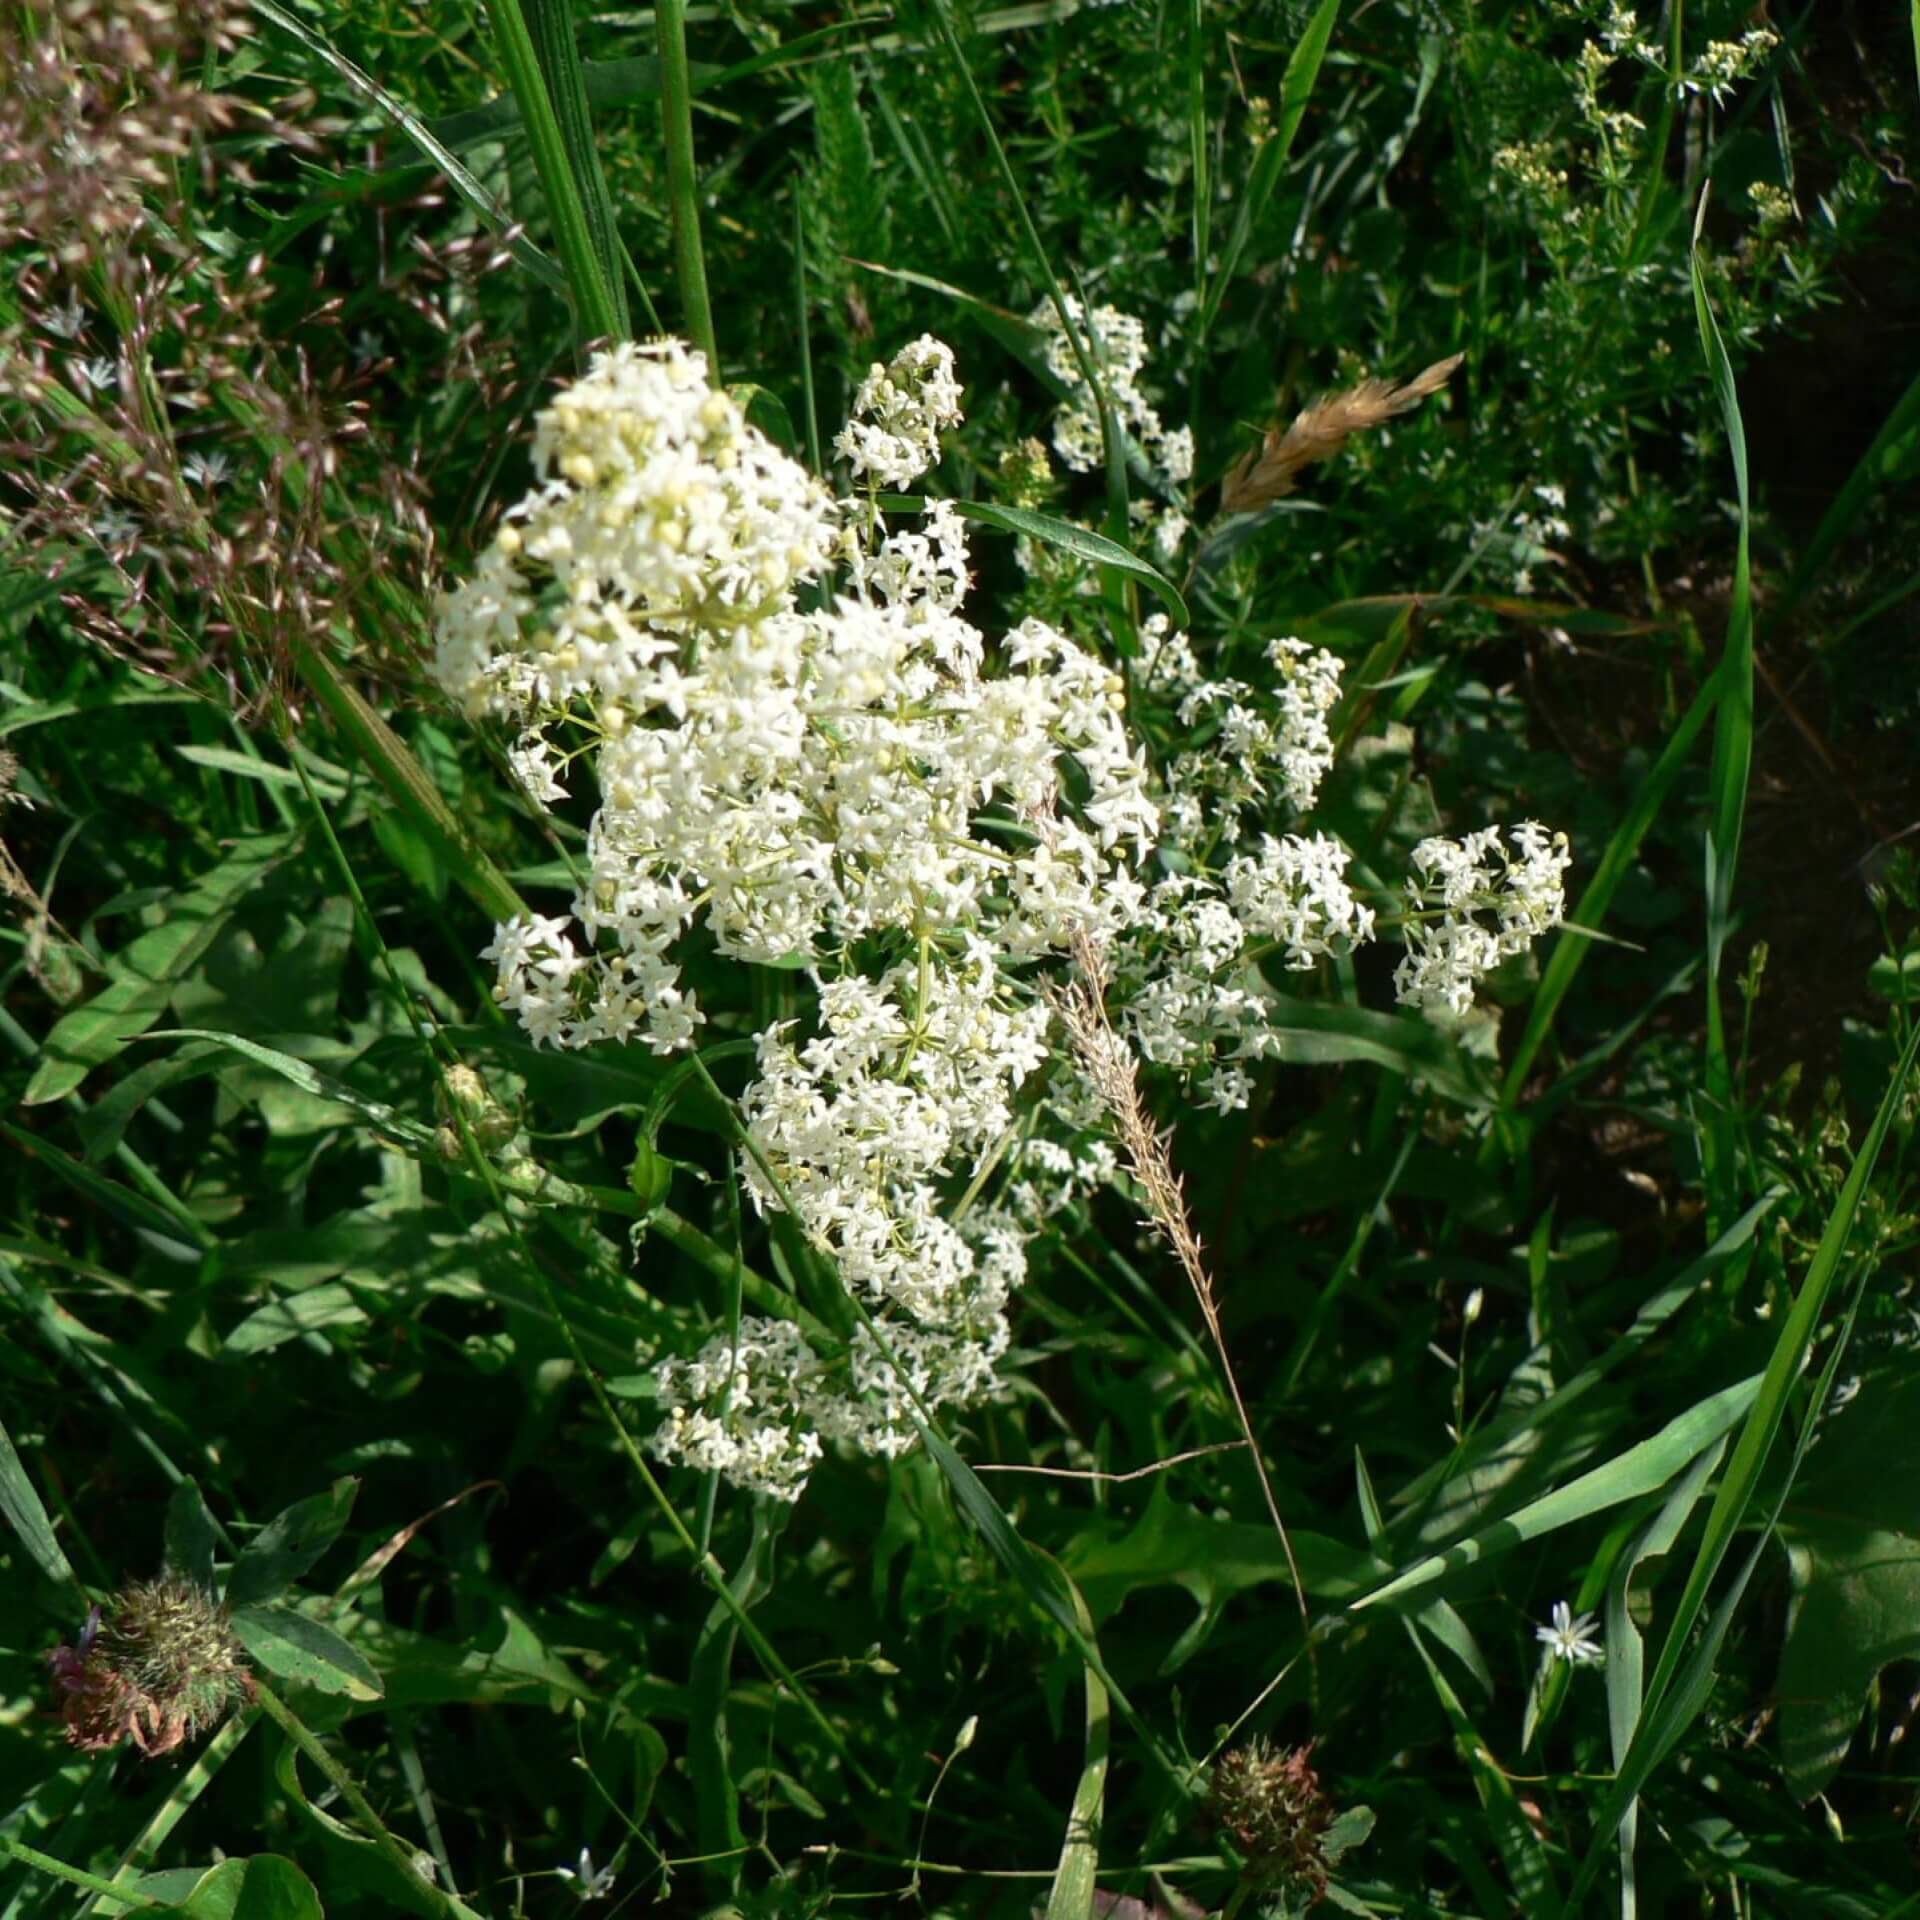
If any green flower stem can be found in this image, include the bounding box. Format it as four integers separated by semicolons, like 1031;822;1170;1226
251;1680;483;1920
655;0;718;368
0;1838;166;1910
488;0;625;346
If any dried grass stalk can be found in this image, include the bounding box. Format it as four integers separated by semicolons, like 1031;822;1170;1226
1220;351;1465;514
1051;929;1310;1633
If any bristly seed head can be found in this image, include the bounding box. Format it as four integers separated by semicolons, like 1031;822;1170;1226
1208;1737;1336;1901
46;1572;252;1756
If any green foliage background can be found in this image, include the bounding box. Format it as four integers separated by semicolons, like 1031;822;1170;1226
2;1;1918;1915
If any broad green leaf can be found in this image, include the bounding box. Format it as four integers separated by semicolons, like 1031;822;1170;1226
230;1604;383;1702
1777;1371;1920;1797
1263;991;1493;1109
24;833;298;1104
224;1283;372;1355
172;1854;324;1920
225;1480;359;1610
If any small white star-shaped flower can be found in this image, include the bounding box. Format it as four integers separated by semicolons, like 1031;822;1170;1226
1536;1601;1604;1667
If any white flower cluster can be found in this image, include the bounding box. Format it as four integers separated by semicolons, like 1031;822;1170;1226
1680;29;1777;107
1106;835;1374;1114
834;334;965;488
436;337;1160;1498
438;337;1573;1496
1141;619;1344;844
1029;296;1193;489
1393;823;1572;1016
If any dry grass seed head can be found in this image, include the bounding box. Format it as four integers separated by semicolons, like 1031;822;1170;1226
1221;351;1465;514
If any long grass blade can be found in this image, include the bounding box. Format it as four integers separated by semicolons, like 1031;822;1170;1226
1354;1374;1760;1611
487;0;626;345
1042;1575;1108;1920
248;0;567;296
524;0;632;338
1690;187;1755;1225
1603;1438;1726;1920
656;0;719;366
1198;0;1340;335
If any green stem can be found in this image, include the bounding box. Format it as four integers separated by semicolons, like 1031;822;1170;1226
0;1839;165;1910
656;0;718;368
252;1681;482;1920
489;0;625;345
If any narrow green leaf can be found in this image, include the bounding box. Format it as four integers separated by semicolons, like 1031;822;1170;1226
1199;0;1340;333
1690;187;1755;1219
1043;1575;1108;1920
1391;1194;1777;1513
25;833;298;1105
654;0;717;366
1500;665;1721;1103
249;0;566;295
1640;1014;1920;1729
523;0;631;339
1604;1439;1726;1920
1354;1375;1760;1611
0;1412;80;1591
144;1030;441;1154
225;1481;360;1610
289;642;526;926
485;0;624;342
230;1605;383;1702
948;501;1189;626
1560;1017;1920;1915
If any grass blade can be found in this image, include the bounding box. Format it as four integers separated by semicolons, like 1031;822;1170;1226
1690;187;1755;1222
1042;1575;1108;1920
1354;1374;1760;1611
248;0;566;296
1498;662;1721;1105
949;501;1188;626
1603;1437;1726;1920
524;0;632;339
1198;0;1340;335
0;1415;81;1595
655;0;719;366
1637;1012;1920;1735
487;0;627;345
289;641;527;927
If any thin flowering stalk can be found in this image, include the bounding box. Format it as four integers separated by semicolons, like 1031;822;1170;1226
1053;930;1311;1641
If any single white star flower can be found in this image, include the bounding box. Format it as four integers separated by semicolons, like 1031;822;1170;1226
1535;1600;1604;1667
555;1847;616;1901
